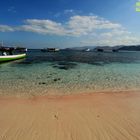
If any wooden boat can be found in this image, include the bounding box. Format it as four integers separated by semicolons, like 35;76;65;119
0;53;26;62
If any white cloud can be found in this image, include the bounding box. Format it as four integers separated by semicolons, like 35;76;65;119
100;29;131;38
66;15;122;36
0;15;140;46
18;19;66;35
15;15;123;37
68;15;121;30
0;25;14;32
0;15;125;36
81;33;140;46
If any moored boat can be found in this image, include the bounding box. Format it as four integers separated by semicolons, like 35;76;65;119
0;42;27;62
0;53;26;62
41;48;60;52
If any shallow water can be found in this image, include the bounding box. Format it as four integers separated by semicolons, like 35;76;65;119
0;50;140;96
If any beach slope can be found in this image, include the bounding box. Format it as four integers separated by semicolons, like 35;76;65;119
0;92;140;140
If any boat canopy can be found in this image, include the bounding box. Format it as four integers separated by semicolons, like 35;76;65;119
0;46;27;52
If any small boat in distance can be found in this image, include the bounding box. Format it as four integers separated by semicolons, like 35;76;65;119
41;48;60;52
82;48;91;52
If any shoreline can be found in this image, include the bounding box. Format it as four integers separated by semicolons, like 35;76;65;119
0;91;140;140
0;89;140;99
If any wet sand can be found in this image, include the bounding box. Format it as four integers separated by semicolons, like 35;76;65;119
0;91;140;140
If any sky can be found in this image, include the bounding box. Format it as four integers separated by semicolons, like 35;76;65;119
0;0;140;48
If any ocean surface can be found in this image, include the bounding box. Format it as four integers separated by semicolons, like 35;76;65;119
1;50;140;96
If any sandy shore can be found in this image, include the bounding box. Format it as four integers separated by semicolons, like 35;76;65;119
0;91;140;140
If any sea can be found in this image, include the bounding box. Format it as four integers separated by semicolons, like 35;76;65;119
0;50;140;96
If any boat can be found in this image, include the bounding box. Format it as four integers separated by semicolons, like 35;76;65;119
0;42;27;62
85;48;90;52
41;48;60;52
0;53;26;62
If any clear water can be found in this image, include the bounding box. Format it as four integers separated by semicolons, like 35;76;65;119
0;50;140;96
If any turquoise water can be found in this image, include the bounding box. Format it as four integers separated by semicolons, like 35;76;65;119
0;50;140;96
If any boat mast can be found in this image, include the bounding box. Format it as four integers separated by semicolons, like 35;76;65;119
1;41;4;47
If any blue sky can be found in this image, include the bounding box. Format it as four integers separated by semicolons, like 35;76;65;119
0;0;140;48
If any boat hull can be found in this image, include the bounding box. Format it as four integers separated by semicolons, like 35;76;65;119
0;54;26;62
